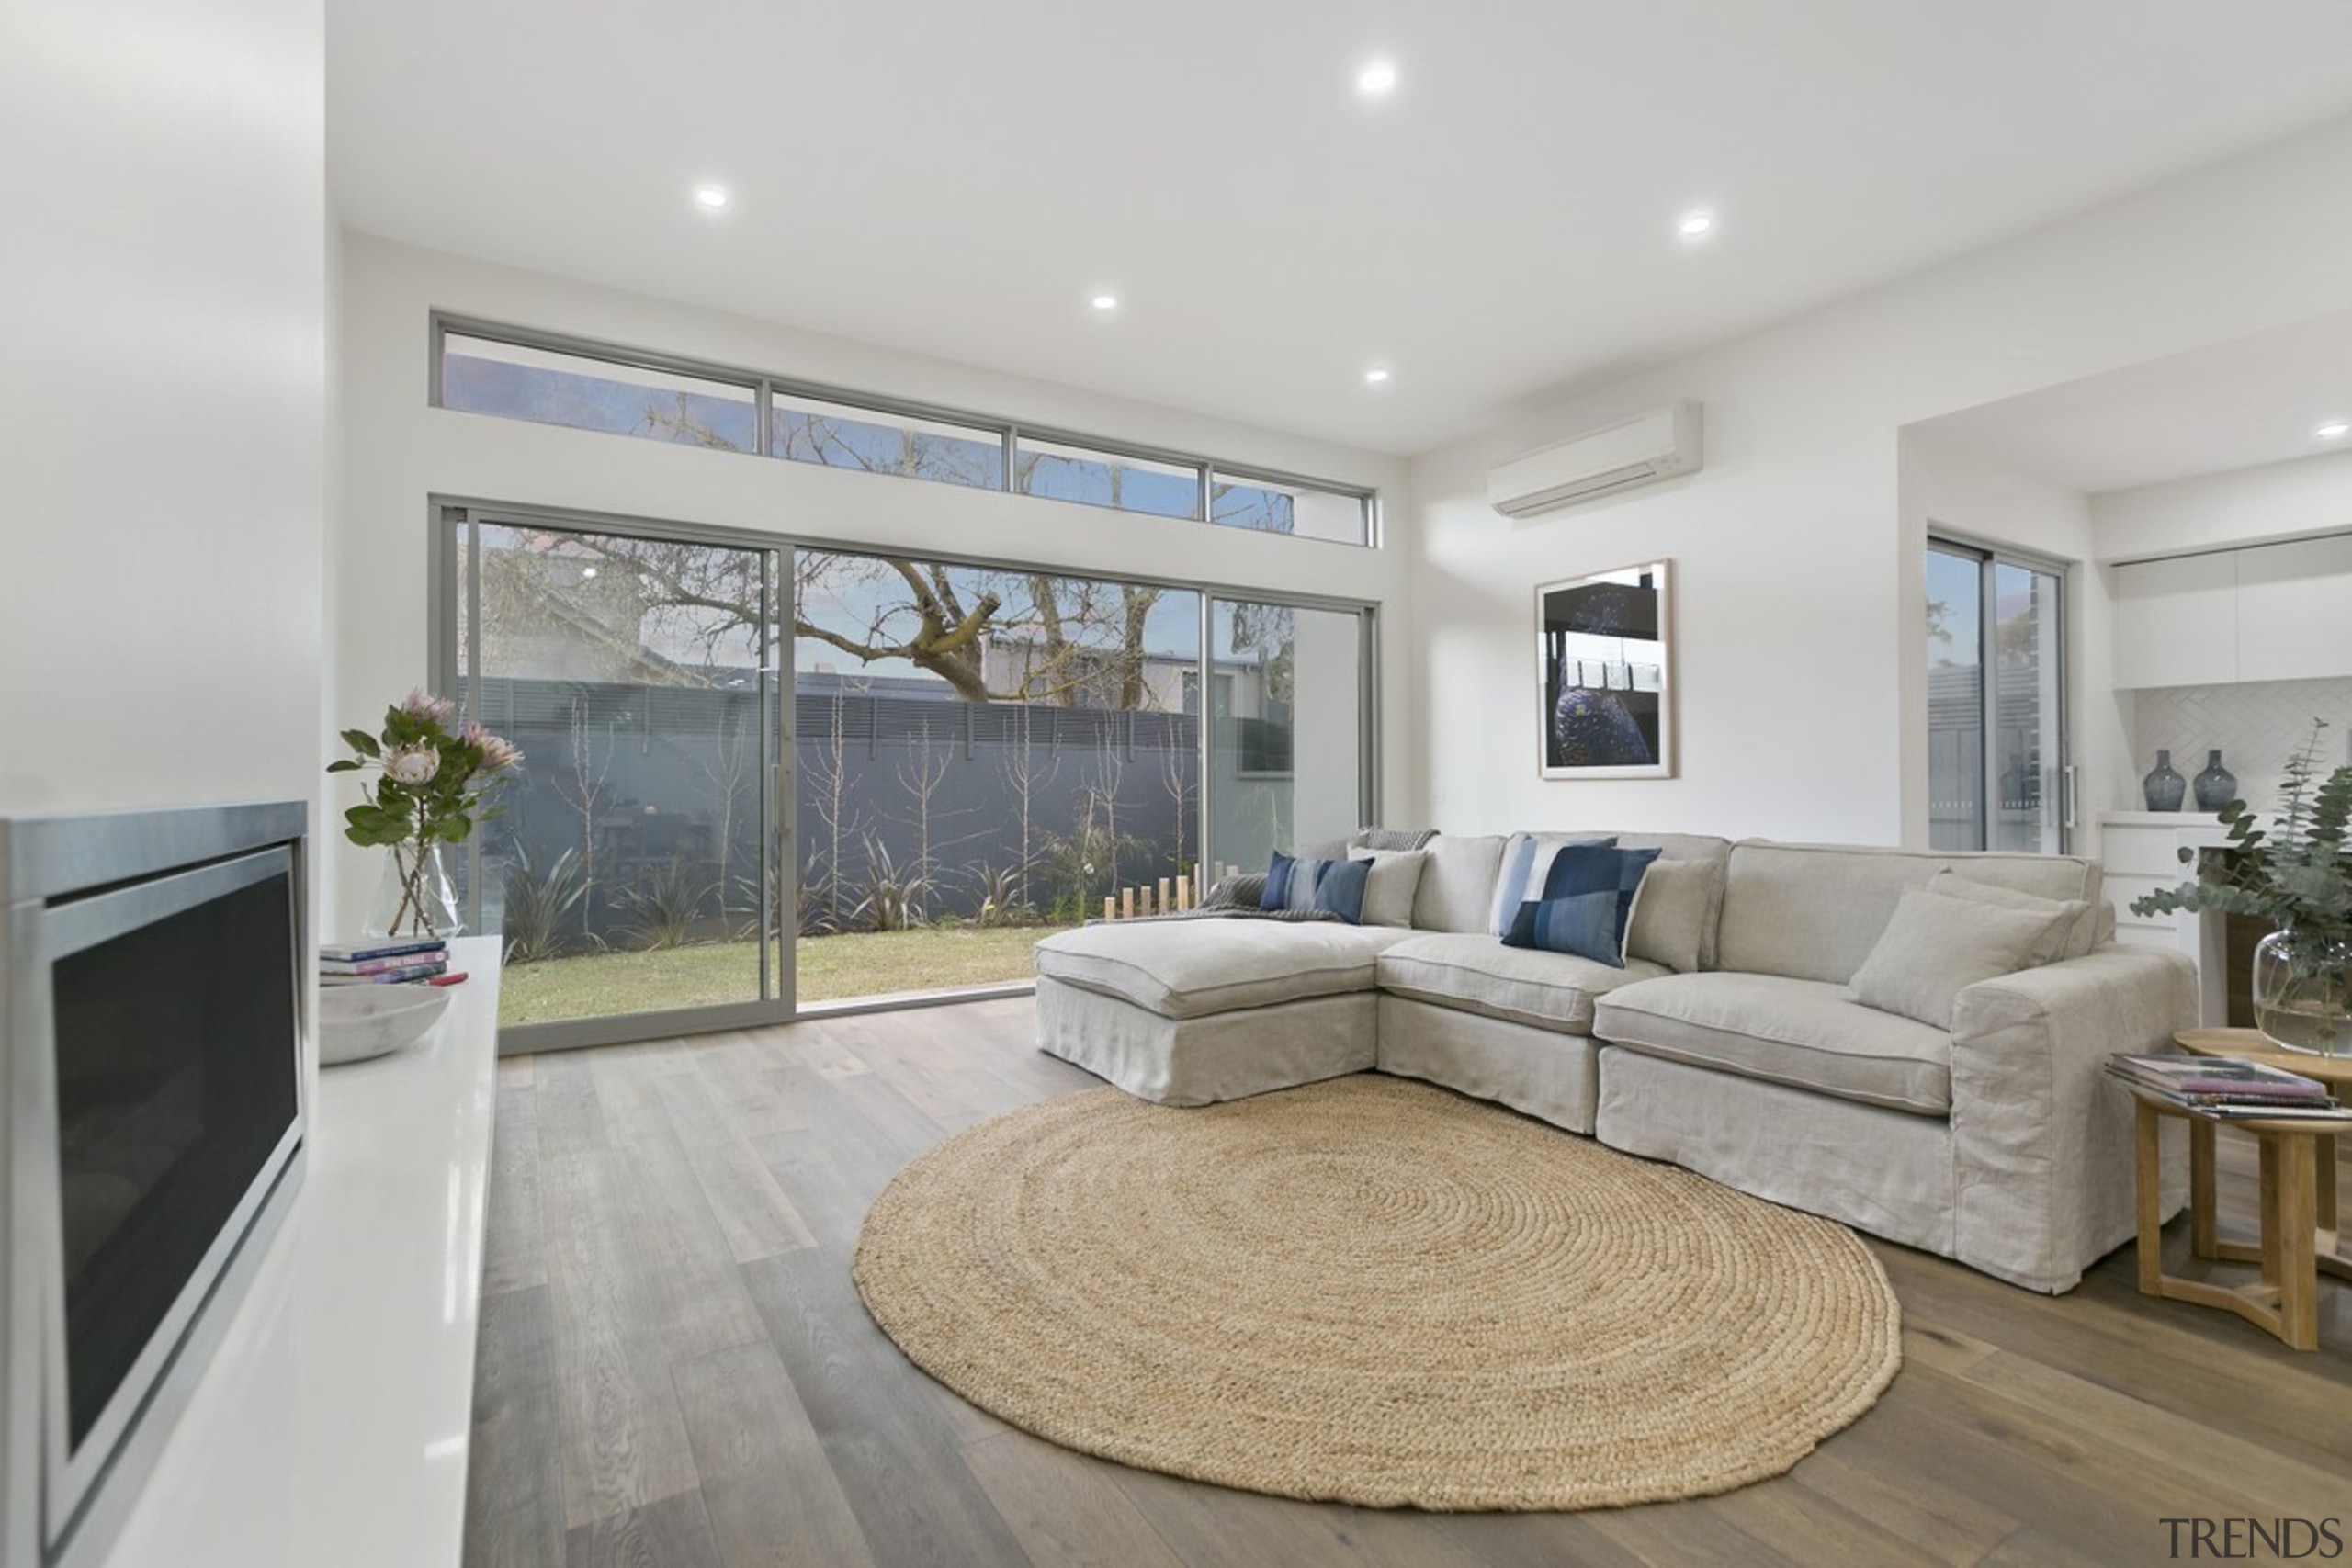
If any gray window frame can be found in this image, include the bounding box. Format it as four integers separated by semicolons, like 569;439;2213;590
430;494;1379;1052
430;314;1380;546
1927;534;2072;854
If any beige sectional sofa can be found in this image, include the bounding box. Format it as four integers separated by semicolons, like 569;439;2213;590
1032;831;2196;1293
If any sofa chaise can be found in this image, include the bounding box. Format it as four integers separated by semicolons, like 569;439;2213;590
1032;831;2195;1293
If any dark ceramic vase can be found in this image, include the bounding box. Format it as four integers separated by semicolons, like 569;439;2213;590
2142;750;2187;812
2192;749;2237;812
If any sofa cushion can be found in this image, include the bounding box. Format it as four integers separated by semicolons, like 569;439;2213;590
1310;857;1371;922
1611;833;1735;969
1501;843;1662;965
1035;919;1412;1020
1927;868;2096;961
1714;840;2103;985
1844;888;2075;1030
1623;856;1723;974
1378;932;1670;1036
1261;852;1303;909
1349;848;1429;929
1593;973;1954;1115
1412;834;1508;932
1486;832;1616;935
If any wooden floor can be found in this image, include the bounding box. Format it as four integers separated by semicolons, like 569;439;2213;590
462;998;2352;1568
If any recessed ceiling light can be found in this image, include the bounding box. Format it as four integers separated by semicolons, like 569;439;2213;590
1678;209;1716;240
1091;292;1119;311
2318;419;2351;441
694;185;729;211
1357;59;1398;96
1363;367;1392;386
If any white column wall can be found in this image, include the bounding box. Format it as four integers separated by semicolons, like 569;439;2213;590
0;2;326;837
335;235;1412;938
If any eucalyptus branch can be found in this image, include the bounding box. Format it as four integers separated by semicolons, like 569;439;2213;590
2131;719;2352;950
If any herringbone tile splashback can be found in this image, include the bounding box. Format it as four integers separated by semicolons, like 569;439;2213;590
2132;676;2352;810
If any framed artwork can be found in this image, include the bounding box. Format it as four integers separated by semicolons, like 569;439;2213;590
1535;559;1673;779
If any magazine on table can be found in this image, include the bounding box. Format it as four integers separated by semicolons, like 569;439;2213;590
2106;1053;2332;1100
2105;1057;2348;1120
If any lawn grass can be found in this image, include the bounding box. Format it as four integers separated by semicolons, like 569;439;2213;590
497;922;1061;1027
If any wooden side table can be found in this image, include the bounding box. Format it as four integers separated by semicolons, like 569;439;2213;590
2126;1028;2349;1350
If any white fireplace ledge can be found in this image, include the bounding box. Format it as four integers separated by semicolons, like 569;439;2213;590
99;937;502;1568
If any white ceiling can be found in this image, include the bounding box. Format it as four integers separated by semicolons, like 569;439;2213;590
327;0;2352;457
1914;310;2352;494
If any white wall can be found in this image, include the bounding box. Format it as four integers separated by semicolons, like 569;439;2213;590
334;235;1414;936
1;3;325;829
1408;113;2352;847
2092;446;2352;561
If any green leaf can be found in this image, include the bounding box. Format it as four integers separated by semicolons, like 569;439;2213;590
339;728;381;758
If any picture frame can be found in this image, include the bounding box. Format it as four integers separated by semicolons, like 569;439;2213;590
1535;559;1674;779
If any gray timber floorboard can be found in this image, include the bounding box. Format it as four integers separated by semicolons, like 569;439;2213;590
464;994;2352;1568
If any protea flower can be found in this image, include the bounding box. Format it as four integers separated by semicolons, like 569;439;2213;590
385;742;441;786
401;689;458;728
333;694;519;856
464;722;524;773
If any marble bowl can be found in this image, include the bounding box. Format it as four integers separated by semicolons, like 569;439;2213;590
317;983;452;1066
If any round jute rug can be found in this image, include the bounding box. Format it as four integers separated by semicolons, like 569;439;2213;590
853;1074;1902;1512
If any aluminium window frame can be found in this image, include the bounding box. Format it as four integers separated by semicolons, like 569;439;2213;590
429;492;1381;1049
429;313;1381;546
1927;533;2072;855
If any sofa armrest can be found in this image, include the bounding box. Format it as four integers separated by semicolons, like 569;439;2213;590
1945;946;2196;1291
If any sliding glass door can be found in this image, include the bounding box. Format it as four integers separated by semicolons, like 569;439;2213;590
446;511;792;1047
1205;599;1370;874
789;549;1204;1005
441;507;1375;1045
1927;540;2067;852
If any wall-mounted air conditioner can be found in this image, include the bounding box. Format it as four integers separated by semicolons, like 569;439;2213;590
1487;400;1702;517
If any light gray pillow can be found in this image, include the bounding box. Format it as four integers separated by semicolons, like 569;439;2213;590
1845;888;2079;1030
1348;848;1430;929
1926;868;2096;961
1412;835;1507;931
1624;857;1724;974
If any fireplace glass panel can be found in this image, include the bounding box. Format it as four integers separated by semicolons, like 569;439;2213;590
51;868;300;1451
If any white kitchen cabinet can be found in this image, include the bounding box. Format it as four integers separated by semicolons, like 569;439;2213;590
2235;532;2352;683
2113;551;2236;688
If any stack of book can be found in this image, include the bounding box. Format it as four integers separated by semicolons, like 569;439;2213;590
2105;1053;2350;1121
320;937;450;986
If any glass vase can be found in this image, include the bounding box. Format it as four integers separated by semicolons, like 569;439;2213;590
2190;748;2237;812
365;842;464;940
2251;929;2351;1056
2142;750;2186;812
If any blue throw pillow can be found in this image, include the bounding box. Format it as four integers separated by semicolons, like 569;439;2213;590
1311;857;1371;924
1503;887;1621;964
1261;851;1296;910
1502;843;1663;965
